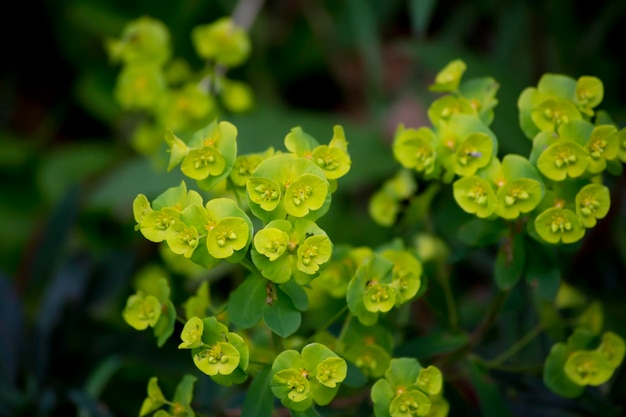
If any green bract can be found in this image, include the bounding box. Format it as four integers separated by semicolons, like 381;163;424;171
493;154;545;219
158;83;216;134
178;317;204;349
106;16;171;66
251;219;331;285
123;293;162;330
452;176;496;218
229;148;273;188
428;96;476;127
597;332;626;368
575;183;610;228
575;76;603;115
114;64;166;110
139;377;166;417
371;358;444;417
534;207;585;244
247;154;331;223
429;59;466;92
458;77;499;125
585;125;619;173
536;140;589;181
564;351;613;386
191;317;249;385
192;17;251;67
176;119;238;190
347;250;421;325
454;132;494;176
203;198;253;261
270;343;347;412
393;127;437;175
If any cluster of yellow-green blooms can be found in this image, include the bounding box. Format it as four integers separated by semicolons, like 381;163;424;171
376;59;625;245
371;358;448;417
138;374;197;417
106;16;254;156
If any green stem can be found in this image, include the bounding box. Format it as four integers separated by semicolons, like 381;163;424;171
438;261;458;330
483;322;544;368
272;331;285;353
303;304;349;345
337;311;353;344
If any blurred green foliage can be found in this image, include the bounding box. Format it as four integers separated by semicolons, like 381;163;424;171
2;0;626;416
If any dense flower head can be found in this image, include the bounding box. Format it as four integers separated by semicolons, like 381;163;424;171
105;16;171;66
192;17;251;67
271;343;347;412
251;218;332;285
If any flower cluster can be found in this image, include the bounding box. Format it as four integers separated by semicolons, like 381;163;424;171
371;358;448;417
270;343;348;412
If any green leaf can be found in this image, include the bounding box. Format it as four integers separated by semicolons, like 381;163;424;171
242;366;274;417
543;343;586;398
173;374;197;407
468;363;512;417
525;242;560;302
227;274;266;329
280;280;309;311
494;234;526;290
395;331;468;360
154;300;176;347
408;0;438;36
263;287;302;338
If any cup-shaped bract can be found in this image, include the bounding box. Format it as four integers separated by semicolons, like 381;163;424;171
106;16;171;66
564;350;614;386
178;316;204;349
191;317;248;384
230;148;273;188
575;76;604;116
381;250;422;306
114;64;166;111
429;59;466;93
415;366;443;396
389;390;431;417
158;83;216;134
123;293;162;330
393;127;438;175
536;141;589;181
140;208;180;243
531;97;582;133
311;125;351;180
164;129;190;172
453;175;496;218
271;343;347;412
534;207;585;244
297;235;332;275
180;119;238;190
458;76;500;125
493;154;545;219
585;125;619;174
284;174;329;217
575;183;610;228
254;227;289;262
496;178;543;219
596;332;626;369
454;132;494;176
133;194;153;226
192;17;250;67
371;358;443;417
347;254;395;325
166;222;199;258
428;95;476;128
220;79;255;113
139;377;166;417
343;343;390;378
203;198;253;262
252;219;330;285
247;154;331;223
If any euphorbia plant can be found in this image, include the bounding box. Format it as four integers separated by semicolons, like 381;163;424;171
109;10;626;417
